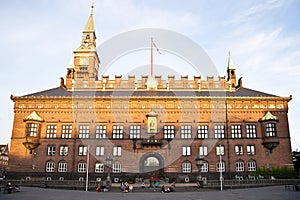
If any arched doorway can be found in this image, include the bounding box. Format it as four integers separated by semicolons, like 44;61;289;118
140;153;164;178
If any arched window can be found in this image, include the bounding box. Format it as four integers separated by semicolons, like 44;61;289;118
182;161;191;173
247;160;256;172
78;162;86;173
45;160;55;172
112;162;121;173
58;161;67;172
235;160;245;172
201;161;209;173
95;162;104;173
216;160;225;172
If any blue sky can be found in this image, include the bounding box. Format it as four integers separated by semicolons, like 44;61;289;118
0;0;300;150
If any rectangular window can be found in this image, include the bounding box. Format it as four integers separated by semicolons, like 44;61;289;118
182;162;191;173
180;125;192;139
78;162;86;173
164;125;175;139
216;145;225;155
79;125;90;138
265;123;276;137
129;125;141;139
62;125;72;138
47;145;56;156
182;146;191;156
199;146;208;156
247;145;255;155
112;162;121;173
231;125;242;138
246;124;257;138
46;161;55;172
96;146;104;156
59;146;68;156
197;125;208;139
214;125;225;139
235;145;243;155
236;161;245;172
95;163;104;173
113;146;122;156
26;123;38;137
79;146;88;156
58;162;67;172
112;125;123;139
216;161;225;172
95;125;106;139
46;125;57;138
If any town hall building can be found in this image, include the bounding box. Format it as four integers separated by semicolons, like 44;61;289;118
7;7;293;183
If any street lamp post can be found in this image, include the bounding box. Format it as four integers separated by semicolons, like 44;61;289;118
106;155;113;189
195;155;204;188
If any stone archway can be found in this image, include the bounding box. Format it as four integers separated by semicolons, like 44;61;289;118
140;152;164;178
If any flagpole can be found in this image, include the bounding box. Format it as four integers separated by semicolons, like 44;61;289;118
150;37;153;77
85;145;90;192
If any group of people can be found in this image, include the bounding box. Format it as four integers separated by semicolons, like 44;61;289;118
95;183;109;192
160;183;175;193
120;182;133;192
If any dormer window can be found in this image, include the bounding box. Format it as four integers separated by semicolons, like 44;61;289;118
265;122;277;137
26;123;38;137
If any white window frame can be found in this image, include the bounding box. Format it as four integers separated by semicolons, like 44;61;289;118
231;125;242;138
248;160;256;171
62;125;72;138
163;125;175;139
59;146;68;156
46;161;55;172
47;145;56;156
95;163;104;173
216;161;225;172
46;125;57;138
247;145;255;155
112;162;121;173
129;125;141;139
112;125;124;139
182;146;191;156
216;145;225;156
79;125;90;139
201;162;209;172
265;123;276;137
235;145;243;155
78;162;86;173
214;125;225;138
236;161;245;172
95;125;106;139
113;146;122;156
58;162;67;172
182;162;191;173
199;146;208;156
96;146;104;156
79;146;88;156
180;125;192;139
26;123;38;137
246;124;257;138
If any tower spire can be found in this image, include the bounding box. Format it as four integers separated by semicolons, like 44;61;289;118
227;51;237;87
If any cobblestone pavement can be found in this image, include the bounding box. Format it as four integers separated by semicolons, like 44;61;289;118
1;186;300;200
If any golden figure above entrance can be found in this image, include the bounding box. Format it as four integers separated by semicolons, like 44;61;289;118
146;109;158;133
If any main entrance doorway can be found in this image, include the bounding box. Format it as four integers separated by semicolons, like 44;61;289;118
140;153;164;178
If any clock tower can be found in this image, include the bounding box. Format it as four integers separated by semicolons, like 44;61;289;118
65;5;100;90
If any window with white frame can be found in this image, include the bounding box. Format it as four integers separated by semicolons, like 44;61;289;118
197;125;208;139
164;125;175;139
216;145;225;155
112;125;123;139
26;123;38;137
247;145;255;155
113;146;122;156
46;161;55;172
247;160;256;171
180;125;192;139
199;146;208;156
46;125;57;138
47;145;56;156
112;162;121;173
95;163;104;173
78;162;86;173
62;125;72;138
182;146;191;156
79;146;88;156
129;125;141;139
246;124;257;138
59;146;68;156
79;125;89;138
182;162;191;173
231;125;242;138
235;145;243;155
95;125;106;139
58;161;67;172
265;123;276;137
216;161;225;172
96;146;104;156
236;160;245;172
201;162;209;172
214;125;225;138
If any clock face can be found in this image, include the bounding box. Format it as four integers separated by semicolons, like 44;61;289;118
79;57;89;65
